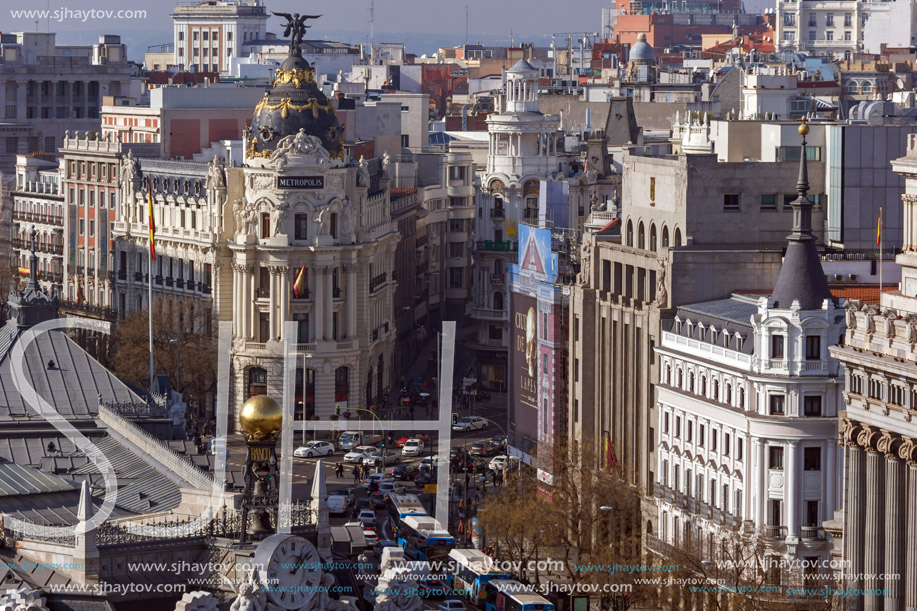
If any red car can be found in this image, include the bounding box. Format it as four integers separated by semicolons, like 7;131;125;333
396;433;430;447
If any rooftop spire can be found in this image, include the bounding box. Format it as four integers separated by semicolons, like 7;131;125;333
770;118;833;310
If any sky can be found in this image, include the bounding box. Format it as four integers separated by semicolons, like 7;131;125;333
7;0;615;61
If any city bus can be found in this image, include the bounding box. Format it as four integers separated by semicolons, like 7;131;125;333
482;579;555;611
396;514;456;562
386;494;428;537
447;548;510;606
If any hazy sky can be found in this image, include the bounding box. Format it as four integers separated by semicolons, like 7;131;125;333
8;0;615;60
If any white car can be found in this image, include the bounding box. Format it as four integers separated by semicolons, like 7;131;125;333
401;439;424;457
363;529;379;546
344;445;378;463
362;448;399;466
437;600;466;611
488;455;508;471
293;441;335;458
452;416;487;432
327;491;354;515
378;481;404;497
420;456;440;468
357;509;377;529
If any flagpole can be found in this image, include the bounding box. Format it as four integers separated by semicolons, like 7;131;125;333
879;206;883;296
149;247;154;393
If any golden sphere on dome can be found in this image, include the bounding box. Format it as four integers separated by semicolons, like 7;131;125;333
239;395;283;440
798;120;810;136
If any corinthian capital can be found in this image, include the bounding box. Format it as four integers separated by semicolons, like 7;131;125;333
857;424;881;453
876;430;902;460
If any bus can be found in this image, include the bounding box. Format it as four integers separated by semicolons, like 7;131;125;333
386;494;428;537
482;579;555;611
338;431;383;451
447;548;510;606
396;514;456;562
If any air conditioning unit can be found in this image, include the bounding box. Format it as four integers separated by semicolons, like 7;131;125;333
833;274;843;281
849;273;858;281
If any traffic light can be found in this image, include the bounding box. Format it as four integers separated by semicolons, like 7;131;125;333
452;413;458;425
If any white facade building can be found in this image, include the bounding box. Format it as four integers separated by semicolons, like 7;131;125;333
862;0;917;54
471;59;560;389
775;0;864;57
654;130;845;578
171;0;269;74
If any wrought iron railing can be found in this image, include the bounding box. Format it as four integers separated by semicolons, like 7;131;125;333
104;401;167;419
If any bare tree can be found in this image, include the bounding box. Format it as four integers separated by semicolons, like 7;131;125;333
110;298;216;417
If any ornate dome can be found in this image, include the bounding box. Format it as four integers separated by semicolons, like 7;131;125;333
239;395;283;440
629;32;655;62
247;54;344;161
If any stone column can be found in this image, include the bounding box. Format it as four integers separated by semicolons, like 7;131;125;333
754;438;765;529
232;265;240;336
786;440;799;537
903;442;917;611
883;438;903;611
248;266;256;340
315;267;325;342
826;440;837;518
346;264;356;340
324;268;334;341
864;438;886;611
268;267;277;342
278;266;289;341
845;441;866;610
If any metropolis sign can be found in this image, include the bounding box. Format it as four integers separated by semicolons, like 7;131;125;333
277;175;324;189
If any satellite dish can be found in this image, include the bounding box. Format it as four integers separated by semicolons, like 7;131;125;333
898;78;906;90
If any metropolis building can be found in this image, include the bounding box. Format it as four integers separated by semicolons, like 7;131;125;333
229;44;398;425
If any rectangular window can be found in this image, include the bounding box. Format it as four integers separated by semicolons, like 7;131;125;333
698;424;705;447
760;193;778;211
709;480;716;506
804;396;822;417
89;220;95;236
675;416;681;439
805;335;821;360
844;31;852;41
711;430;717;452
769;446;785;469
687;421;693;443
663;412;670;434
826;31;834;41
294;214;308;240
809;30;817;41
826;13;834;26
723;193;740;211
804;447;821;471
488;325;501;341
448;267;463;289
770;394;786;415
771;334;785;359
448;242;464;258
79;219;85;235
737;438;743;461
724;433;731;456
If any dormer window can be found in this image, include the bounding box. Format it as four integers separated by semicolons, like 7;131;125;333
805;335;821;360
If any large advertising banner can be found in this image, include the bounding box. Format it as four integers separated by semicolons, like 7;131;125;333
518;223;558;283
512;292;538;429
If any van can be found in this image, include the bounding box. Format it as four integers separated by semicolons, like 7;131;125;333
338;431;384;451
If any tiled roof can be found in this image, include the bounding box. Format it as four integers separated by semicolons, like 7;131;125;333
829;284;896;305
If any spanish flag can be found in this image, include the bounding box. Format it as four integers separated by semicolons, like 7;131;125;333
877;208;882;248
148;184;156;261
293;263;307;298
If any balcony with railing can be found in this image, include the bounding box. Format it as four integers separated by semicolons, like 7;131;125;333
471;306;508;321
59;300;117;320
255;287;270;299
491;208;505;220
176;278;185;289
802;360;827;371
369;273;387;294
764;525;787;539
800;526;825;540
490;273;505;285
473;240;518;253
766;359;788;370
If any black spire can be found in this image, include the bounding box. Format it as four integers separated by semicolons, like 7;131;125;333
770;119;833;310
27;226;39;291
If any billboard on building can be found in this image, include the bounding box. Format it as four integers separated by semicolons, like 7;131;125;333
518;224;558;283
510;291;538;446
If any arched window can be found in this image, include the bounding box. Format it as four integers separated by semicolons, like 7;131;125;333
493;292;504;310
666;366;672;385
662;226;670;248
677;369;683;388
726;384;732;404
674;228;682;247
247;367;267;398
650;224;657;251
689;373;695;393
739;387;745;409
638;222;645;249
626;220;634;247
335;366;349;402
713;380;719;401
701;377;707;396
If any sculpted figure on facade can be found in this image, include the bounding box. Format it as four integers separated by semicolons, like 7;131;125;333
271;202;290;237
357;155;370;187
381;151;392;178
271;128;329;165
845;301;858;330
655;263;668;308
120;149;138;187
205;156;226;191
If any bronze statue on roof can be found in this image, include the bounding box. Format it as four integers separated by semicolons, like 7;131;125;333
272;12;322;56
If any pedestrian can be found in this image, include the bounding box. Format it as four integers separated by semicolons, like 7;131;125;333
352;465;360;484
336;463;344;479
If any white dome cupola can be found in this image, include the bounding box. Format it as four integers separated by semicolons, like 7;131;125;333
504;58;539;113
